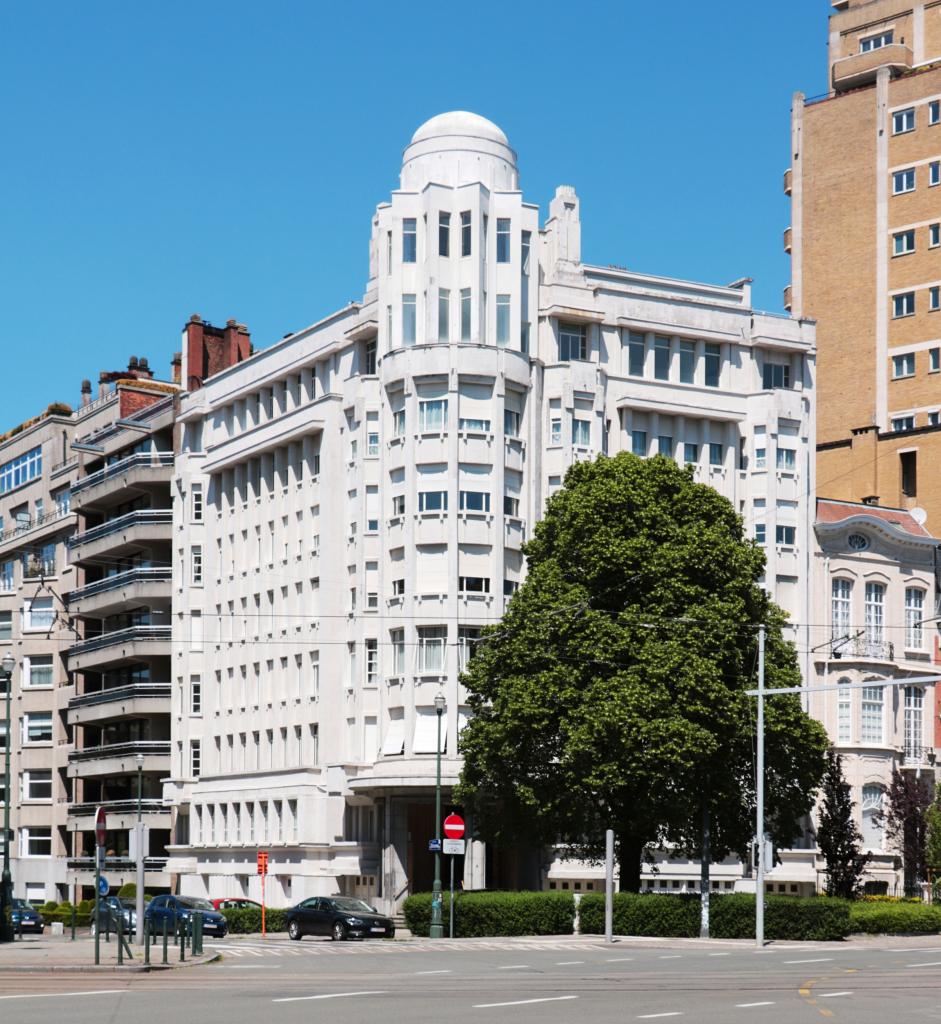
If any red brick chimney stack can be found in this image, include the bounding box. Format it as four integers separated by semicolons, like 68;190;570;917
183;314;251;391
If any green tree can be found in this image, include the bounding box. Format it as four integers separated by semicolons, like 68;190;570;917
815;748;869;899
457;453;828;891
926;783;941;894
881;768;934;892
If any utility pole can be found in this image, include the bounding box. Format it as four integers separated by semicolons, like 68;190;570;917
0;654;14;943
755;624;766;950
430;692;445;939
135;752;145;945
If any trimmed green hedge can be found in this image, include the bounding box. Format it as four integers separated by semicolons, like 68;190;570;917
221;907;287;933
404;891;575;937
849;901;941;935
578;893;850;941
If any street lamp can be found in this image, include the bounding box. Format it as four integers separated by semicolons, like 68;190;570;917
1;652;16;943
135;752;144;945
429;691;446;939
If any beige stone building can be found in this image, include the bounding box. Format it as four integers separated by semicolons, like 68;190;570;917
790;0;941;526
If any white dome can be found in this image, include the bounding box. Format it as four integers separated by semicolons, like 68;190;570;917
411;111;509;147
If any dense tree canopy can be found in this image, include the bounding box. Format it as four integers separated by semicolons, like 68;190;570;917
816;749;869;899
457;453;828;890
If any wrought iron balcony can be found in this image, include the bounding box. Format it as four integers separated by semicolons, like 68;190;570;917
832;637;895;661
68;509;172;549
900;745;936;768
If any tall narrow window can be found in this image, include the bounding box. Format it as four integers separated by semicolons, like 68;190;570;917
631;430;647;457
704;344;721;387
864;582;885;650
904;686;924;759
831;578;851;640
861;687;883;744
496;295;510;346
460;288;471;341
559;323;587;361
191;483;203;522
654;337;670;380
191;545;203;585
402;294;417;345
391;628;405;677
366;638;378;686
679;340;695;383
901;450;917;497
496;218;511;262
402;218;417;263
861;785;884;849
628;332;645;376
417;626;447;674
364;338;377;375
905;587;925;648
190;739;202;779
438;212;450;256
438;289;450;342
837;680;851;744
460;211;471;256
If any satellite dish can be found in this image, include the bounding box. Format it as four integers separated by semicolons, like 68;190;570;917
911;507;928;526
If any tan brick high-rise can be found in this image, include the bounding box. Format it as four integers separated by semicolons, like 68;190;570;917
791;0;941;527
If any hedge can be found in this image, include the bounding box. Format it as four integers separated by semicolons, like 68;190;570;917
578;893;851;941
221;907;287;933
849;901;941;935
404;891;575;937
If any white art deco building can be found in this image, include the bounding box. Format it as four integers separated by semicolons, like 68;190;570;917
165;113;817;909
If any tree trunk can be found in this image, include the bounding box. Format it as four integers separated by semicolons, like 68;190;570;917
700;804;710;939
617;835;644;892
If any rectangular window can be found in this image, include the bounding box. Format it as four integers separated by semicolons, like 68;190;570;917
893;168;916;195
459;576;490;594
460;211;471;256
504;409;521;437
22;769;52;802
775;524;796;546
628;331;645;376
459;417;491;432
860;30;892;52
460;288;471;341
893;229;915;255
0;610;10;641
402;294;417;344
438;211;450;257
679;340;695;383
703;344;721;387
392;494;405;517
191;483;203;521
23;712;52;744
831;578;851;640
419;490;448;512
932;224;941;247
25;655;53;688
683;442;698;465
901;449;917;496
21;827;51;857
190;674;202;715
755;523;766;545
417;626;446;674
892;415;915;431
905;587;925;648
393;409;405;437
929;411;940;426
367;430;379;459
391;628;405;676
892;352;915;377
653;336;670;380
459;490;490;512
631;430;647;457
0;446;42;495
190;739;201;778
762;362;791;389
932;161;941;187
837;685;852;744
572;418;591;447
559;322;587;361
658;435;673;457
496;218;511;262
893;108;915;134
402;218;417;262
419;399;448;432
861;687;884;743
864;581;885;644
24;597;54;631
496;294;511;346
708;442;723;467
438;288;450;342
192;545;203;584
549;404;561;444
932;287;941;312
776;447;796;472
364;338;377;375
365;638;378;686
904;686;925;758
0;561;13;591
931;348;940;372
503;495;519;516
931;100;940;125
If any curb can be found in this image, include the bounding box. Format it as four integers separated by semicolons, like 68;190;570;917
0;953;221;973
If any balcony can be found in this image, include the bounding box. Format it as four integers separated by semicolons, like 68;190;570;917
67;856;170;887
900;745;936;769
67;567;172;617
66;625;171;672
68;798;169;831
832;43;913;92
783;226;792;254
67;740;171;779
67;681;171;726
783;284;793;312
832;637;896;662
67;509;172;562
0;505;76;557
783;168;792;196
71;451;174;510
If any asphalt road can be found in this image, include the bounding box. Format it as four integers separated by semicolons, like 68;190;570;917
2;937;941;1023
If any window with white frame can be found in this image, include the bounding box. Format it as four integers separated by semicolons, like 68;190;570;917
438;211;450;256
191;545;203;584
904;685;925;758
931;100;940;125
861;686;884;744
932;223;941;247
931;348;941;372
402;218;417;263
709;442;724;467
627;331;645;376
703;344;721;387
419;490;448;512
932;161;941;186
762;362;791;389
438;288;450;342
905;587;925;648
775;524;796;546
23;711;52;744
932;287;941;312
893;229;915;255
831;578;852;639
860;30;892;52
24;596;54;631
419;399;447;432
861;785;884;849
191;483;203;522
504;408;521;438
893;107;915;134
776;446;796;472
559;322;587;361
837;681;852;744
460;288;471;341
549;399;562;444
891;415;915;431
460;210;471;256
20;826;51;857
893;168;916;194
393;409;405;437
572;417;591;447
21;769;52;802
458;626;481;672
893;293;915;319
864;582;885;644
0;610;10;641
366;412;379;456
190;675;202;715
365;638;378;686
653;336;670;380
25;655;53;688
679;340;695;383
496;218;511;262
0;446;41;495
391;628;405;677
416;625;446;674
402;294;417;344
0;561;13;591
190;738;201;778
496;294;511;346
754;523;766;545
683;442;698;465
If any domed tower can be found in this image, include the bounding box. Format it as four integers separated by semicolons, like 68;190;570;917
400;111;519;191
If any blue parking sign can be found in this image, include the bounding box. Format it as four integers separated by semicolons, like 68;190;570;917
98;876;109;897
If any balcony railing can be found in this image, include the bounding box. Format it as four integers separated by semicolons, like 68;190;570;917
68;509;172;549
831;637;895;661
69;798;167;816
901;745;936;768
68;856;168;871
68;740;171;763
68;682;172;710
67;567;172;603
67;625;171;657
72;451;174;495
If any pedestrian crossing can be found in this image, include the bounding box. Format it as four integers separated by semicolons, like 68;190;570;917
207;938;609;958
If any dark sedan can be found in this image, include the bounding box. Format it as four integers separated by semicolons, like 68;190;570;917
145;895;228;937
286;896;394;941
11;899;44;934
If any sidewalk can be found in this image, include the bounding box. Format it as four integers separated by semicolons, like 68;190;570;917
0;932;219;972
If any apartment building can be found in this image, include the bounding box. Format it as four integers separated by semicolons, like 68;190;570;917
790;0;941;525
164;111;817;910
811;498;940;893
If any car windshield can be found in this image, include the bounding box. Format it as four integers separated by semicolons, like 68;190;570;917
11;899;30;909
330;898;377;914
177;897;214;910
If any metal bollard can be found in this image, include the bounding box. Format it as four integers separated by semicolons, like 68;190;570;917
105;908;111;944
193;913;203;956
162;916;168;965
179;919;185;962
117;914;123;965
143;917;150;967
70;905;76;942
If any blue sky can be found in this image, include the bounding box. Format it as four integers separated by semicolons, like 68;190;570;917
2;1;828;427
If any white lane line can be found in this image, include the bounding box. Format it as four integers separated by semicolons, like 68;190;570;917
709;953;730;957
659;955;682;960
638;1014;682;1020
783;958;833;964
607;957;634;962
736;1002;775;1008
415;970;451;975
497;964;531;970
892;947;941;953
0;991;125;1002
556;960;585;965
819;992;853;999
907;961;941;967
273;991;387;1003
474;996;578;1009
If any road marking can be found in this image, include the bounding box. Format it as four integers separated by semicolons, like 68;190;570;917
415;970;451;975
736;1002;775;1008
893;947;941;953
709;953;730;957
638;1014;682;1020
819;992;852;999
0;991;125;1002
607;957;634;962
497;964;530;970
659;955;682;959
273;991;387;1003
784;958;833;964
907;961;941;967
474;996;578;1009
556;960;585;965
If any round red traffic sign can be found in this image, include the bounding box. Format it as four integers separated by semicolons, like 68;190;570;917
443;814;465;840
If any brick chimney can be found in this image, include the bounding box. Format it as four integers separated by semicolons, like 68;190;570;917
80;379;92;407
181;314;251;391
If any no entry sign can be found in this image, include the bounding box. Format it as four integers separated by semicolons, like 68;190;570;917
443;813;465;840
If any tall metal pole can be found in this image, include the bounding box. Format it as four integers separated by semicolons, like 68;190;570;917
604;828;614;944
135;753;145;945
755;624;766;950
0;657;14;943
430;693;445;938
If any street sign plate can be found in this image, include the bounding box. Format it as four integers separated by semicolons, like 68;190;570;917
443;813;465;839
427;838;442;853
98;875;109;897
96;846;106;870
257;850;269;876
443;839;465;855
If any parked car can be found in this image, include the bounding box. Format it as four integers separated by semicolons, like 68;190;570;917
90;896;136;936
10;899;44;934
144;895;228;937
285;896;394;942
210;898;262;911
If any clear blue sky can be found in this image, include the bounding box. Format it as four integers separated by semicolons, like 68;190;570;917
2;1;829;428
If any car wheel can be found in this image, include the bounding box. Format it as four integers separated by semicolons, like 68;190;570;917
288;920;302;941
332;921;347;942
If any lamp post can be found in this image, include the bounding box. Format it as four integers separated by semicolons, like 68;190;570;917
1;652;16;943
429;692;446;939
135;752;144;945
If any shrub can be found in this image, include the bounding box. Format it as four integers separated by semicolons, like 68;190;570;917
221;907;287;933
404;891;576;938
849;901;941;935
579;893;850;941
